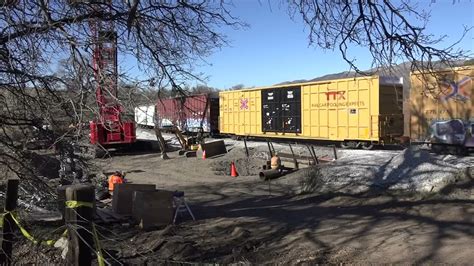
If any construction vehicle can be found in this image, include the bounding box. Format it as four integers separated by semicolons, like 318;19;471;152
88;0;136;149
154;94;215;157
172;125;202;156
154;124;201;159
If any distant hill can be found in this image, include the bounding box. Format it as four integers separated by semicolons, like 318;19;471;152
275;60;471;86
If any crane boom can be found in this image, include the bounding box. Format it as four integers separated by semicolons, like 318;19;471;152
89;0;136;146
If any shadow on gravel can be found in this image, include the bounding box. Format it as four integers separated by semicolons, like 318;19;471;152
161;177;474;264
93;147;474;264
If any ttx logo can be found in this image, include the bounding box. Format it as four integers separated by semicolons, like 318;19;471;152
325;91;346;101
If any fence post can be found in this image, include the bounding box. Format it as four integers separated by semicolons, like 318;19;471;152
0;179;19;265
65;184;95;266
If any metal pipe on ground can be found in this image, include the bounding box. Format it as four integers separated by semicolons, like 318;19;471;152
259;169;283;181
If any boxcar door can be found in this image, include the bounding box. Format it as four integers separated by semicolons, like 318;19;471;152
262;89;280;132
280;87;301;133
261;87;301;133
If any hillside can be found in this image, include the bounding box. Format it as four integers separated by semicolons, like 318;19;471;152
276;60;471;86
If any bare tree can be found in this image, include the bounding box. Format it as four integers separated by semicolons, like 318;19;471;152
0;0;240;200
1;0;470;202
231;84;245;90
287;0;472;74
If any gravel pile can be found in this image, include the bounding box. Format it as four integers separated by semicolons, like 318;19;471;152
209;147;267;176
376;148;462;192
297;147;469;194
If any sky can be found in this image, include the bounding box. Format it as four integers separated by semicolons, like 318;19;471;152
126;0;474;90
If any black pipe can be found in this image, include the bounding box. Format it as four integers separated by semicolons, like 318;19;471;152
311;146;319;164
259;169;283;181
243;137;249;157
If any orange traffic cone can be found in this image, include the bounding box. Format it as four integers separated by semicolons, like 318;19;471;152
230;162;238;177
202;150;206;160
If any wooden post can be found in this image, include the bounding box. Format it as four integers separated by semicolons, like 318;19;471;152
65;184;95;266
0;179;19;265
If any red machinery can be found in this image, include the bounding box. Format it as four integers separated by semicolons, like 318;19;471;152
89;1;136;147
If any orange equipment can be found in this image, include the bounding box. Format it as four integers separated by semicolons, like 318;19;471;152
89;1;136;148
108;172;124;191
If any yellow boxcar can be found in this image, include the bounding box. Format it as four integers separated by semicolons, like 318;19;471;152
410;65;474;145
219;76;404;148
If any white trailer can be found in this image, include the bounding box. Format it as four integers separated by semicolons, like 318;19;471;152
134;105;155;128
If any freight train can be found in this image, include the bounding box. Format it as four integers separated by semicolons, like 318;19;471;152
138;65;473;152
147;93;220;135
410;66;473;154
158;93;220;134
219;75;404;149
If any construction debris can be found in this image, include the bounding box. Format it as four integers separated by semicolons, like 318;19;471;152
196;140;227;159
112;184;156;215
132;190;175;229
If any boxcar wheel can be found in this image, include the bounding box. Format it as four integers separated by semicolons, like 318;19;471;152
340;141;357;149
340;142;350;149
230;135;241;141
360;142;374;150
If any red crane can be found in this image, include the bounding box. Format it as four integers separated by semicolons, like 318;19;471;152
89;1;136;147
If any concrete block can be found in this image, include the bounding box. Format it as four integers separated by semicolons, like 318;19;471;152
196;140;227;158
132;190;175;229
112;183;156;215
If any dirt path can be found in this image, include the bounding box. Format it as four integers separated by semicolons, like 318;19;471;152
94;145;474;264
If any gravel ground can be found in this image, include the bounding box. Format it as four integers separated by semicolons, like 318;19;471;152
11;130;473;264
136;128;473;195
285;148;473;195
